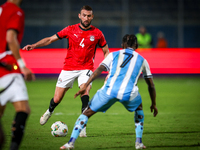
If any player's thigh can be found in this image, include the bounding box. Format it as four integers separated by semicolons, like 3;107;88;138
12;101;30;114
0;73;28;106
77;70;93;87
56;70;78;89
120;92;142;112
89;90;117;112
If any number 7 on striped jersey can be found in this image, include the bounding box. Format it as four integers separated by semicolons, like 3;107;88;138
120;52;133;68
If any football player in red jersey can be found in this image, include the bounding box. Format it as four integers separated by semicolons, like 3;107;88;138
0;0;35;149
23;5;109;137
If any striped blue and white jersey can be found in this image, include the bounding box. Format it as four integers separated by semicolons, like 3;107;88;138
100;48;152;101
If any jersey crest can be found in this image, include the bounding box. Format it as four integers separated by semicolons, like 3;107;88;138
90;35;95;41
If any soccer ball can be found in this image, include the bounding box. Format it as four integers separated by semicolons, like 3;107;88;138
51;121;68;137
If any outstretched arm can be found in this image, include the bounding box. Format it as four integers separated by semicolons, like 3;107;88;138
144;77;158;117
22;34;59;51
74;65;106;98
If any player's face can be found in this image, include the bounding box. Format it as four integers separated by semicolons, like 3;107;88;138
79;9;94;29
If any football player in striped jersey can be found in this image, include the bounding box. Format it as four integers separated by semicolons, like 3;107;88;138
60;34;158;150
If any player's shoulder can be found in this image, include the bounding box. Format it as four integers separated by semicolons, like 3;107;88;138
3;2;24;16
136;52;147;64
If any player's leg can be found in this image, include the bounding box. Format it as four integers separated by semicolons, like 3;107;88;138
70;108;96;141
78;85;91;137
80;88;91;113
11;101;30;150
40;87;69;125
40;70;76;125
77;70;93;137
134;103;146;149
0;74;15;118
120;93;146;149
1;74;30;150
60;108;96;149
78;70;93;113
60;90;116;149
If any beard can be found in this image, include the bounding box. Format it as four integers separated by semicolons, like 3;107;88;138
80;20;92;28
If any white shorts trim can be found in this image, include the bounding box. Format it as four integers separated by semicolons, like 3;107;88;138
0;51;12;59
56;70;93;88
0;73;28;106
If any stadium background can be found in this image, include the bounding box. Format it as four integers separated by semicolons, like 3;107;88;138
1;0;200;75
1;1;200;149
1;0;200;48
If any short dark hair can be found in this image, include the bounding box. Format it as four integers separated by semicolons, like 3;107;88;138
122;34;138;48
80;5;93;12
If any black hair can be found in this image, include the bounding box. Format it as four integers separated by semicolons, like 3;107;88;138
122;34;138;48
80;5;93;12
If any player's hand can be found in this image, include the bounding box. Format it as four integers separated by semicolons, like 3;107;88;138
74;84;87;98
22;44;35;51
20;67;35;81
150;104;158;117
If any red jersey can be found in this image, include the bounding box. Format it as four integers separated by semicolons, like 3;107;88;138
0;2;25;77
57;23;107;71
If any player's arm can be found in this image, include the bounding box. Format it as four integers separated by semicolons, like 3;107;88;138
7;30;21;60
6;29;35;81
74;65;106;98
22;34;59;51
144;77;158;117
102;44;109;58
101;44;109;82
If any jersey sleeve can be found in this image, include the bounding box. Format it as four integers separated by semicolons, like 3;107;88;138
98;32;107;48
7;10;24;33
100;53;113;71
56;26;69;39
142;59;152;78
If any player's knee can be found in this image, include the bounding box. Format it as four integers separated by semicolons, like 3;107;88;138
53;97;62;103
16;105;31;115
134;110;144;123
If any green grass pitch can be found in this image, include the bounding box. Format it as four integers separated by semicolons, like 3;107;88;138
1;76;200;150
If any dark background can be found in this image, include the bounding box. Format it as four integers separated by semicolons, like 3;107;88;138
1;0;200;48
